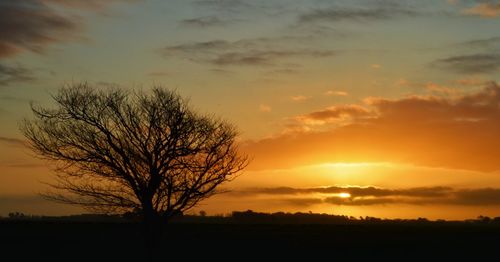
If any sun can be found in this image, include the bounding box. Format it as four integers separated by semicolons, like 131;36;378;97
338;192;351;198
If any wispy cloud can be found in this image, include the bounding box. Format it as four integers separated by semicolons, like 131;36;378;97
433;54;500;73
180;16;231;27
294;104;372;126
193;0;252;13
325;90;348;96
259;104;272;112
211;50;334;66
290;95;311;102
463;2;500;17
162;38;335;66
298;5;419;24
45;0;139;11
0;64;35;86
454;36;500;49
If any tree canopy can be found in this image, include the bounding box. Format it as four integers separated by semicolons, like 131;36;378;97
21;83;248;221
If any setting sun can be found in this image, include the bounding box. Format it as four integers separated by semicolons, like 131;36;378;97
338;193;351;199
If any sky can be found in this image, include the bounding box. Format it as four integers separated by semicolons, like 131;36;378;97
1;0;500;220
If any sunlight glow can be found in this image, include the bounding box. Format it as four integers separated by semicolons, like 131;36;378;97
338;192;351;198
314;162;395;177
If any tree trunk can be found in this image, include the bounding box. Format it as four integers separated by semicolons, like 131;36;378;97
142;209;163;261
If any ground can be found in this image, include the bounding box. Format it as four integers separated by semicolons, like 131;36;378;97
1;218;499;260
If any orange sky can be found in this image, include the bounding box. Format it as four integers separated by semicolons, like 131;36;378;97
1;0;500;219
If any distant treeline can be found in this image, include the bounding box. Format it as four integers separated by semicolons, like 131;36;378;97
3;210;500;225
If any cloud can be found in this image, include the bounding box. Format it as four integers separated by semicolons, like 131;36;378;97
0;0;79;57
240;186;452;197
424;82;462;96
164;40;231;53
456;77;489;86
463;2;500;17
0;64;35;86
233;185;500;206
0;0;137;58
455;36;500;49
45;0;138;10
298;6;418;24
371;64;382;69
243;81;500;172
193;0;252;13
265;68;301;75
180;16;230;27
290;95;311;102
209;50;334;66
259;104;272;112
0;136;25;146
325;90;348;96
433;54;500;73
452;188;500;205
294;104;372;126
162;38;335;66
191;0;280;16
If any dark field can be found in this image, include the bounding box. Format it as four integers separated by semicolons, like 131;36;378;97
2;218;500;260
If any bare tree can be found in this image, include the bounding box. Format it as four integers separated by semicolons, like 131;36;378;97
20;83;248;249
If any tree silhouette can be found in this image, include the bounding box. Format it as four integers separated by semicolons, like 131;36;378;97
20;83;248;253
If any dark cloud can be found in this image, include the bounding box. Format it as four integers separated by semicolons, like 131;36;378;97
164;40;232;54
298;6;418;24
238;186;453;198
234;186;500;206
163;38;335;66
452;188;500;205
210;50;334;66
433;54;500;73
0;0;80;58
193;0;251;12
264;68;301;75
0;136;26;146
0;64;35;86
45;0;138;10
0;0;138;58
456;36;500;49
180;16;230;27
192;0;278;15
